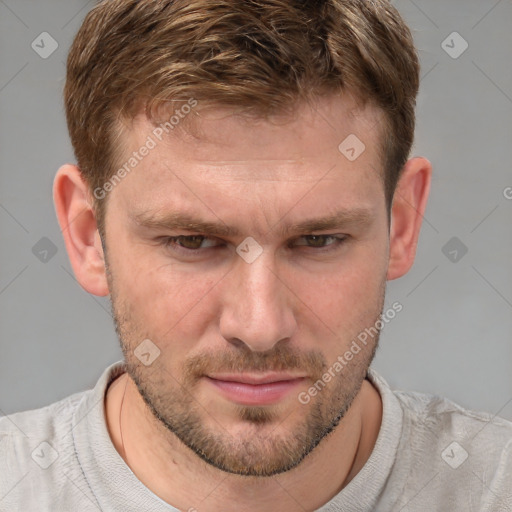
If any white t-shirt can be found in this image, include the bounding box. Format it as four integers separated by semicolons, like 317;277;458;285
1;361;511;511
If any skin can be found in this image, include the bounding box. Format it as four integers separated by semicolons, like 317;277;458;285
53;93;431;512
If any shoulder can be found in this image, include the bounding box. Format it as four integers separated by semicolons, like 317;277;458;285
0;388;87;438
391;382;512;509
0;390;88;469
0;361;124;450
394;386;512;452
368;368;512;452
0;389;98;509
0;362;124;511
0;389;88;473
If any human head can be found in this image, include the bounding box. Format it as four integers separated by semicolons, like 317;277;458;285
64;0;420;241
54;0;431;477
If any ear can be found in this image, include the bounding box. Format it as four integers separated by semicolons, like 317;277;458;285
53;164;109;296
387;157;432;281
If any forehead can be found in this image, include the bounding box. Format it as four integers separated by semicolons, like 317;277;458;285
109;94;386;219
122;93;384;167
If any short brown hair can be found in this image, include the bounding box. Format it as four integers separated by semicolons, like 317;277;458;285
64;0;420;238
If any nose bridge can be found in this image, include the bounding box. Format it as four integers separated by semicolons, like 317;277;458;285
219;248;296;351
240;251;281;317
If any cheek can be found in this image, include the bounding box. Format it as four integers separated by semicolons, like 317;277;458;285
133;267;219;328
117;264;223;373
298;269;381;327
288;243;387;343
110;233;220;339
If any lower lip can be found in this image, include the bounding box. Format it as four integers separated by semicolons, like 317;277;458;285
205;377;305;405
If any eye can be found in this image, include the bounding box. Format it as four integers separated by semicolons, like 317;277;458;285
160;234;347;256
292;234;347;253
161;235;220;252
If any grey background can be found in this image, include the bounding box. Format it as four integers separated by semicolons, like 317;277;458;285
0;0;511;420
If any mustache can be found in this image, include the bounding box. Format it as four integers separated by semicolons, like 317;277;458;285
182;343;328;381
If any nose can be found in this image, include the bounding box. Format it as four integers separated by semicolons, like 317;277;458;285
219;249;297;352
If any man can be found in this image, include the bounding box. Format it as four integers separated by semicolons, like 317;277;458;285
1;0;511;510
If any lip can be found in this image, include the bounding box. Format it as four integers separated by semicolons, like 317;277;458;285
207;372;306;385
205;374;306;406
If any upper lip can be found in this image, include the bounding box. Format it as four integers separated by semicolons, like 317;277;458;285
206;373;306;385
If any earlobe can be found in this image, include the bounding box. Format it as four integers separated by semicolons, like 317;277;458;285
386;157;432;281
53;164;109;296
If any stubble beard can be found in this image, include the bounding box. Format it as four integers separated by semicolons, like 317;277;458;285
106;257;384;477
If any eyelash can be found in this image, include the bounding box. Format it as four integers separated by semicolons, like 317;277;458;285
160;234;348;256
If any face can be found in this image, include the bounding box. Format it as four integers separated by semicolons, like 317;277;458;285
102;94;390;476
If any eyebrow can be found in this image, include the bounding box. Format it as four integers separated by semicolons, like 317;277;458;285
131;207;374;238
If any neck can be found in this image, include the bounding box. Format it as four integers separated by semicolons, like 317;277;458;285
106;372;382;512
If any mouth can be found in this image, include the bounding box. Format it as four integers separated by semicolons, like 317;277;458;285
204;373;307;406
